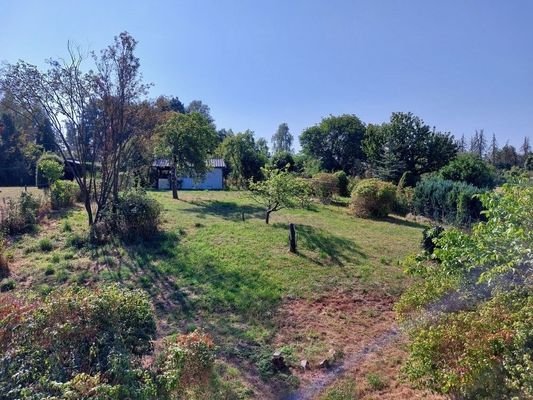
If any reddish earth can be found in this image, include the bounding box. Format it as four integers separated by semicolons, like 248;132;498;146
273;290;444;399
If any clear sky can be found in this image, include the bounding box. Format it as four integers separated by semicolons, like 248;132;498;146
2;0;532;149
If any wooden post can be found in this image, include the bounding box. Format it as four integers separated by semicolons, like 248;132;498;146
289;223;297;253
241;211;245;222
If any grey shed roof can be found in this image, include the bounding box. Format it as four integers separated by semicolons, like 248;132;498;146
152;158;226;168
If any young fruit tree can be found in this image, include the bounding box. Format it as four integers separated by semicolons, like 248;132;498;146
249;167;311;224
156;112;218;199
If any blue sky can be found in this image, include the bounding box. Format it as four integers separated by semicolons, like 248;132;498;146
2;0;532;149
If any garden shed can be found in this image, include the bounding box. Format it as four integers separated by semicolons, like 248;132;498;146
152;158;225;190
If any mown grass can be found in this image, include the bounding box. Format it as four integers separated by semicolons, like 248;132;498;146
5;189;425;396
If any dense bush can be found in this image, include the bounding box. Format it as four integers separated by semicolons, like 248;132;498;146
51;179;80;209
421;225;444;254
270;151;296;172
311;173;339;203
0;286;221;399
0;285;157;399
155;330;216;398
36;152;64;188
393;186;414;216
102;190;162;241
350;178;396;218
0;192;40;235
413;176;485;226
439;153;496;188
398;181;533;398
334;170;350;197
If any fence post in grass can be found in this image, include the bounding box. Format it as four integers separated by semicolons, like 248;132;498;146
289;223;297;253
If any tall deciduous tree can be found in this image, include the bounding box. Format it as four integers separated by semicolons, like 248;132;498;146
156;112;218;199
0;32;148;227
186;100;214;125
363;112;457;184
271;123;293;154
218;131;267;188
300;114;366;175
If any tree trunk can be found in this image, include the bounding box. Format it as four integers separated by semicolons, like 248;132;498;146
171;156;178;200
265;210;271;224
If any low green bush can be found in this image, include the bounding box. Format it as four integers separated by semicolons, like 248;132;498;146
102;190;162;242
334;170;350;197
312;173;339;203
421;225;444;254
0;285;157;399
38;238;53;252
51;180;80;209
350;178;396;218
413;176;484;226
0;192;40;235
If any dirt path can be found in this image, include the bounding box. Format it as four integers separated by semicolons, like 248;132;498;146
273;290;444;399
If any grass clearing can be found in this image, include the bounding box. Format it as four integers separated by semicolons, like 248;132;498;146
4;189;428;398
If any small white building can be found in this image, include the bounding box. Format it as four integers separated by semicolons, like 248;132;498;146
152;159;226;190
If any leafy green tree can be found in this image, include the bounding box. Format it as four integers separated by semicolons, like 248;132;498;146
156;112;218;199
218;130;267;188
300;114;366;174
186;100;214;125
363;112;457;184
439;153;496;188
398;180;533;398
495;143;520;170
271;151;295;172
249;167;311;224
271;122;293;154
38;157;63;185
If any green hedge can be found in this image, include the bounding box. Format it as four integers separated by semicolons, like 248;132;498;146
413;176;485;226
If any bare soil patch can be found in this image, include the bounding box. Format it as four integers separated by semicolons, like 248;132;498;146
274;290;444;399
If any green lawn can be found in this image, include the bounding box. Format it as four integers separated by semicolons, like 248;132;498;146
4;190;426;397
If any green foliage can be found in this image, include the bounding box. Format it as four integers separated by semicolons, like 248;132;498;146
0;285;157;399
311;173;339;203
51;180;79;209
270;150;295;172
366;372;387;391
398;181;533;398
300;114;366;175
0;279;15;292
439;153;496;188
334;170;349;197
363;113;457;184
271;122;293;154
249;167;312;223
218;130;267;188
350;178;396;218
156;330;216;398
38;237;53;252
38;156;63;185
0;191;40;235
413;176;485;226
104;190;162;242
421;225;444;254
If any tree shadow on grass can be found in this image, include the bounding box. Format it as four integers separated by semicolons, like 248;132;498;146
181;199;266;221
273;223;366;267
384;215;428;229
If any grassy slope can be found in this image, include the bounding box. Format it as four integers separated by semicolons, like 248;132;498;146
4;190;425;397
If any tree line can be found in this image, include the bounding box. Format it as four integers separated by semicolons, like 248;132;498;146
1;31;531;228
